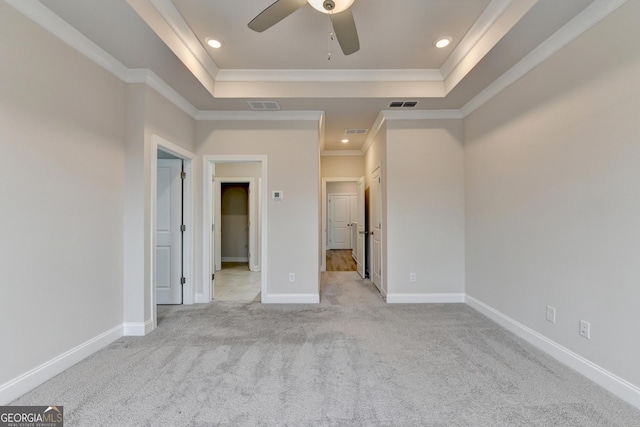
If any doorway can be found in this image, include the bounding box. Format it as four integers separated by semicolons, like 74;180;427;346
321;177;365;277
215;181;261;301
220;183;250;264
203;156;267;303
150;135;195;332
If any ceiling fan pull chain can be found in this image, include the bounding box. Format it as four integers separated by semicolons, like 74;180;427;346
328;16;334;60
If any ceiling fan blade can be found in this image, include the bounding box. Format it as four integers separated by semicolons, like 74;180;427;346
331;8;360;55
248;0;308;32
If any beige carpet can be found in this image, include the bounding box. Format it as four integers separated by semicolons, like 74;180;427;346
11;272;640;426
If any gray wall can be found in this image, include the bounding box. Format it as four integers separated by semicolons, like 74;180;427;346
195;121;320;299
386;119;465;298
464;0;640;388
0;3;125;388
321;156;364;178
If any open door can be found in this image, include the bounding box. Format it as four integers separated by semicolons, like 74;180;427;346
370;167;383;294
356;177;365;278
156;159;183;304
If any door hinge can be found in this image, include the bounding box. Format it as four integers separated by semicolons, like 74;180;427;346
180;171;186;180
180;224;186;232
212;273;215;281
180;277;186;285
212;224;215;231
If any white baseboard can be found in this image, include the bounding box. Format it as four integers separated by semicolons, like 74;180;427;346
194;293;209;303
221;257;248;262
465;295;640;410
262;293;320;304
386;293;466;303
123;319;153;336
0;324;123;405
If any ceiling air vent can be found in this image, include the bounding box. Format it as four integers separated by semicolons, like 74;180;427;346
389;101;419;108
248;101;280;111
345;128;368;135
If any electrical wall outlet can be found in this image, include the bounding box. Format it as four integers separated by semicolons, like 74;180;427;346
288;273;295;283
409;273;416;283
579;320;591;339
546;305;556;324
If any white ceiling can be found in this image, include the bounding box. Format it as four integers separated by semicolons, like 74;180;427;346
33;0;600;152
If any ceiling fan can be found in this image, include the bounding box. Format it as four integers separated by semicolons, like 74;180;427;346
248;0;360;55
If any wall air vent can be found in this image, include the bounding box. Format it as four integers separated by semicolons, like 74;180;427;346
389;101;419;108
248;101;280;111
345;129;368;135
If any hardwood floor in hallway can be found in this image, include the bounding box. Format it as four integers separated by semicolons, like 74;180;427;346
326;249;357;271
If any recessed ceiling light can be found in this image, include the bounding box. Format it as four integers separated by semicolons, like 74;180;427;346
434;37;452;49
341;139;349;144
206;38;222;49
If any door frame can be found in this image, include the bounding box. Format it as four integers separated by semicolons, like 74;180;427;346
150;135;195;329
321;177;364;272
214;177;257;272
202;155;268;303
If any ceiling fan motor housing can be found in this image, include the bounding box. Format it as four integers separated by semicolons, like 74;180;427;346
323;0;336;11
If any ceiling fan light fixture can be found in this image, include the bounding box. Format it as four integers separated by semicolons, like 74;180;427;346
206;38;222;49
434;36;452;49
307;0;355;14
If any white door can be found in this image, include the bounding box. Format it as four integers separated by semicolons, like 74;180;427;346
356;178;365;278
156;159;183;304
371;167;383;294
328;194;351;249
349;195;357;258
214;178;221;272
214;172;220;300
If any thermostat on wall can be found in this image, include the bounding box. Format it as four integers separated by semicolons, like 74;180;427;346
273;191;283;200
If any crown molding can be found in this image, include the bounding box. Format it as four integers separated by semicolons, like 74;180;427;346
148;0;219;78
7;0;627;127
443;0;537;95
461;0;628;117
216;69;443;83
195;110;324;121
126;0;217;96
361;113;386;155
382;110;464;121
440;0;515;80
5;0;130;81
321;150;364;157
5;0;200;119
133;0;533;99
127;69;199;118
